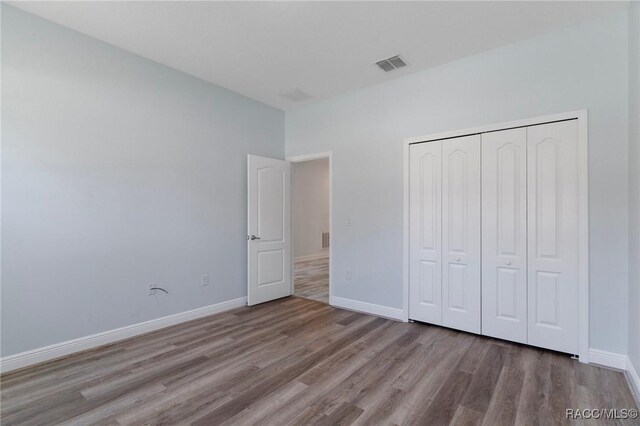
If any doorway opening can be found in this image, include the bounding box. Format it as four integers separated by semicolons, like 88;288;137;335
288;153;332;305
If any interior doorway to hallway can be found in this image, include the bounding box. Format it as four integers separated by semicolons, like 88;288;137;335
289;153;332;304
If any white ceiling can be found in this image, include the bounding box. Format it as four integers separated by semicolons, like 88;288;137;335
9;1;627;111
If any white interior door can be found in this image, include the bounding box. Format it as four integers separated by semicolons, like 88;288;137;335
527;120;579;354
442;135;481;334
247;155;291;306
409;141;442;325
482;128;528;343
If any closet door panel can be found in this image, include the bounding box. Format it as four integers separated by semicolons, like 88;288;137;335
442;135;481;333
527;120;579;354
409;142;442;324
481;128;527;343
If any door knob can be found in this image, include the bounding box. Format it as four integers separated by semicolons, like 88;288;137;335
455;257;461;262
249;235;261;241
505;260;512;265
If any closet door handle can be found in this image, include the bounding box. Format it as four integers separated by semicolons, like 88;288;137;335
455;257;461;262
505;260;512;266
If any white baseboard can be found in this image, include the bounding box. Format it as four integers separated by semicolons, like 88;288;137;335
589;349;628;370
330;296;404;321
588;348;640;406
0;297;247;374
626;357;640;407
294;252;329;262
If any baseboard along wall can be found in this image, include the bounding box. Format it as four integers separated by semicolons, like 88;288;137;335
0;297;247;373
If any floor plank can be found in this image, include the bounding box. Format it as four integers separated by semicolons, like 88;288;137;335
1;296;637;425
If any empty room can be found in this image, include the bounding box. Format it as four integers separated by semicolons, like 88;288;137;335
1;1;639;425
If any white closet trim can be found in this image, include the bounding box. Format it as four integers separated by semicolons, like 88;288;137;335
402;110;589;363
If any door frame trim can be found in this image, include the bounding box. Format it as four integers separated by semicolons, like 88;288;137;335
286;151;333;305
402;110;589;363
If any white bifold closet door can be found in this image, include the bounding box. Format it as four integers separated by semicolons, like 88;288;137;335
441;135;481;334
409;136;481;332
409;141;442;325
481;128;528;343
408;119;579;354
526;120;579;354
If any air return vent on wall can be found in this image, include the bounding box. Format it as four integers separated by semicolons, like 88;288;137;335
279;88;313;102
375;55;407;72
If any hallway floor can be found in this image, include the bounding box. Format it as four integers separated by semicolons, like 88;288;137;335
293;255;329;304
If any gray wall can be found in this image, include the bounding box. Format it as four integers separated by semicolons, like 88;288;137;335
286;11;630;354
292;159;329;258
629;2;640;375
1;6;284;357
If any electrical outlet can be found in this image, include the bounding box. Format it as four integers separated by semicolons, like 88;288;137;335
346;217;353;227
345;270;352;280
148;283;156;296
201;274;209;287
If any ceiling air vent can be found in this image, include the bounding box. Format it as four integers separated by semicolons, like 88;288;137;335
279;88;313;102
375;55;407;72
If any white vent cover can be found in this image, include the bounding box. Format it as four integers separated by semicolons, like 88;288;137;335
279;88;313;102
375;55;407;72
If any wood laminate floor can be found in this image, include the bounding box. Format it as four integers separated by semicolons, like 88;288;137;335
293;255;329;304
1;297;637;425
